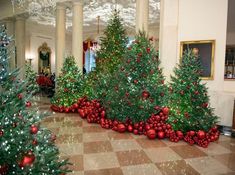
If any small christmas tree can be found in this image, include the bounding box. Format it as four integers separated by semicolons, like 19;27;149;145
102;32;166;123
84;10;128;99
167;49;218;132
25;63;39;93
51;56;83;107
0;25;70;174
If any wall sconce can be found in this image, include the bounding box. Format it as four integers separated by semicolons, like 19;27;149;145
26;53;34;66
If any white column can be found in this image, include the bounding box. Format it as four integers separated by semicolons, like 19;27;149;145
72;0;83;71
15;16;26;78
159;0;179;81
55;3;66;76
5;18;15;70
136;0;149;33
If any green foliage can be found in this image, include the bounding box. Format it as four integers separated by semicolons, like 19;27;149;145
25;63;39;93
51;56;83;107
0;25;70;174
83;10;127;99
102;32;166;123
167;50;218;132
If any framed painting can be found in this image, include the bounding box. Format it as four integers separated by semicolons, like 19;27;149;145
180;40;215;80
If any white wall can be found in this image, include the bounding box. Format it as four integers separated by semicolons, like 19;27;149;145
25;21;72;74
160;0;234;126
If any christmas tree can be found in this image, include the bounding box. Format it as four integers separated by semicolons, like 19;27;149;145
102;32;166;123
167;49;218;132
0;25;70;174
25;63;39;93
84;10;127;99
51;56;83;108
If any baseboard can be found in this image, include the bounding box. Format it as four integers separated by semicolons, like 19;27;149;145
217;125;235;137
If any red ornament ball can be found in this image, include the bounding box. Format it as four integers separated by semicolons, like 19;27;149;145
18;93;23;100
100;110;106;118
142;90;150;99
30;125;38;134
0;130;3;137
32;139;38;146
146;48;151;53
147;129;156;139
117;124;126;133
189;131;195;137
65;108;70;113
133;80;138;84
127;125;133;132
197;130;206;139
158;131;165;139
162;107;169;115
26;101;31;107
19;152;35;167
176;131;184;139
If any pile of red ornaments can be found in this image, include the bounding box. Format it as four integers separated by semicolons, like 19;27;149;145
50;97;220;148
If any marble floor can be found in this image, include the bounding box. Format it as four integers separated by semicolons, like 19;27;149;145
37;98;235;175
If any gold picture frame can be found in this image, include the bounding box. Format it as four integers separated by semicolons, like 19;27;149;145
180;40;215;80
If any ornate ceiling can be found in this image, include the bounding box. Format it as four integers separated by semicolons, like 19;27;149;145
12;0;160;30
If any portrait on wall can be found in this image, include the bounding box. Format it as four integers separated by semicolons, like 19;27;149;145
180;40;215;80
38;42;51;74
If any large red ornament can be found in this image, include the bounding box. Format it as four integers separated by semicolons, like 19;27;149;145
162;107;169;115
30;125;38;134
158;131;165;139
189;131;195;136
117;124;126;133
32;139;38;146
133;80;138;84
197;130;206;139
26;101;31;107
19;152;35;167
65;108;70;113
147;129;156;139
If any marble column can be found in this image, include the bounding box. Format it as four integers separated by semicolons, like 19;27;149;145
136;0;149;33
72;0;83;72
55;2;66;76
159;0;179;81
15;16;25;78
5;18;15;70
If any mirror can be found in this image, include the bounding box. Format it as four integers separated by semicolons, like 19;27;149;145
38;42;51;75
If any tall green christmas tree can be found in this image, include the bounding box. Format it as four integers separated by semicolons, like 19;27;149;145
167;49;218;132
84;10;127;99
51;56;83;107
103;32;166;123
25;63;39;93
0;26;70;174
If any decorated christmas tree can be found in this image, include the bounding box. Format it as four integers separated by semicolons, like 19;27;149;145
102;32;166;123
25;63;39;93
84;10;128;99
167;49;218;132
0;26;70;174
51;56;83;108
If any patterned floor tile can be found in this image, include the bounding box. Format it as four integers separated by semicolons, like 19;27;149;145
156;160;200;175
135;138;167;149
170;145;207;159
116;150;151;166
84;168;123;175
83;126;107;133
198;142;231;156
58;143;83;156
108;132;134;140
56;134;83;144
144;147;182;163
84;141;113;154
121;163;162;175
62;155;83;171
83;132;109;142
111;140;141;152
83;152;119;170
186;156;233;175
212;153;235;171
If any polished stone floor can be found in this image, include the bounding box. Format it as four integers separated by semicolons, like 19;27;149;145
37;97;235;175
